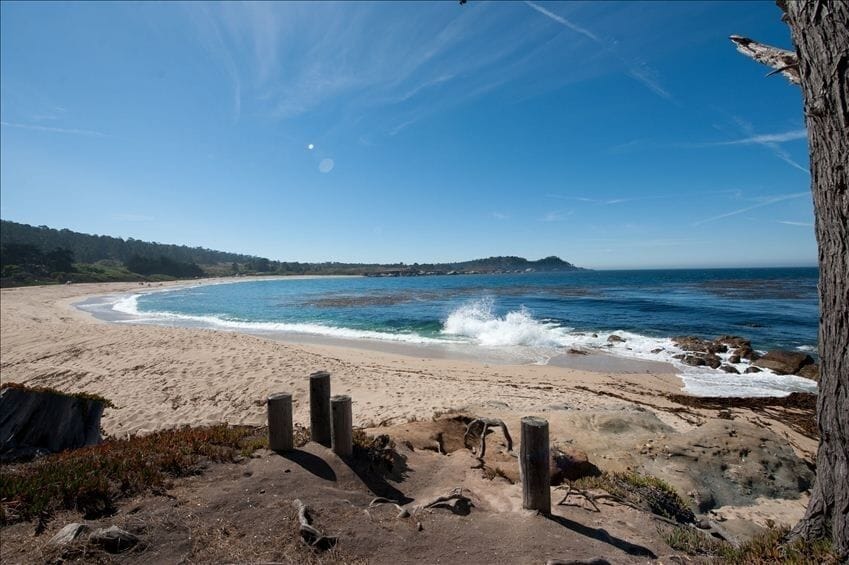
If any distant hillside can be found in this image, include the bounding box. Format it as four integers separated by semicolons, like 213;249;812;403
0;220;584;286
0;220;261;265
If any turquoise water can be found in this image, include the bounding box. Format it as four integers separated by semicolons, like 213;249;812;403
101;268;819;397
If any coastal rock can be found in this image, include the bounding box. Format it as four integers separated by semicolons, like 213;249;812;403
673;336;726;354
673;336;709;352
720;365;740;374
0;385;106;463
798;363;820;381
550;447;601;484
704;354;722;369
753;350;815;375
738;347;760;362
607;335;625;343
682;355;706;367
728;354;741;364
716;335;751;349
48;523;90;547
650;348;664;354
89;526;139;553
744;366;762;374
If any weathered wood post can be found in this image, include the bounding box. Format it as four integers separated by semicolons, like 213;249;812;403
309;371;332;447
331;394;353;458
267;392;293;452
520;416;550;514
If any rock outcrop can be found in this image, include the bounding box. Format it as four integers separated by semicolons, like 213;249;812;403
0;384;108;462
753;350;815;375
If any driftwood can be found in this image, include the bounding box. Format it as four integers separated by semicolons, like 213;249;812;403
419;487;474;515
367;497;410;519
292;499;337;550
464;418;514;459
555;484;600;512
729;35;800;84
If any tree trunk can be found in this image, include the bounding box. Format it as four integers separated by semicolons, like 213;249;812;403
781;0;849;557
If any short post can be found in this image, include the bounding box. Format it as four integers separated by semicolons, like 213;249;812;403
309;371;332;447
267;392;293;452
520;416;550;513
331;395;353;458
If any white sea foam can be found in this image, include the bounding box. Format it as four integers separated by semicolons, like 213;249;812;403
100;291;818;398
439;298;817;397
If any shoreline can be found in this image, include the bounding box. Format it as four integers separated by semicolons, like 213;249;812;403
71;276;818;398
0;280;819;536
3;279;691;437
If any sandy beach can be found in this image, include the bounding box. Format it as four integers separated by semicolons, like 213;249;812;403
1;278;690;436
0;279;819;536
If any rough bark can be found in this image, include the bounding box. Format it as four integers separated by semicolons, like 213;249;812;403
780;0;849;557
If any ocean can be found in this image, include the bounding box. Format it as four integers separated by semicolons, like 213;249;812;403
81;267;820;398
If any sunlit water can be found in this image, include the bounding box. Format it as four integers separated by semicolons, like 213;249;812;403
80;268;820;398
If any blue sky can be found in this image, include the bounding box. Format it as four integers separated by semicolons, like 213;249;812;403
1;1;815;269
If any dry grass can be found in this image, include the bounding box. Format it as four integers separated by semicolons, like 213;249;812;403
661;524;841;564
0;425;267;526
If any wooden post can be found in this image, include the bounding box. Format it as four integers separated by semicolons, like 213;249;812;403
520;416;550;513
309;371;331;447
267;392;293;452
331;395;353;458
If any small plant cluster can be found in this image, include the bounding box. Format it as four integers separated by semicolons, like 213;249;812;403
575;471;695;524
352;429;398;476
662;524;841;564
0;425;266;525
0;382;116;409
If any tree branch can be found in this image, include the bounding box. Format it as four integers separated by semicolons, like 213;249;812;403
729;35;801;85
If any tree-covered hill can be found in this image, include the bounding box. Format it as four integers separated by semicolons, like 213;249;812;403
0;220;262;265
1;220;583;286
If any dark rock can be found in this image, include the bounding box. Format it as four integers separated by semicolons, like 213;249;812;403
674;336;726;354
720;365;740;374
738;347;760;362
607;335;625;343
716;335;751;349
672;354;685;360
753;350;815;375
550;447;601;485
744;366;762;374
704;354;722;369
0;385;106;463
673;336;710;352
797;363;819;381
728;354;741;364
48;523;90;547
682;355;706;367
568;348;588;355
650;347;664;354
89;526;139;553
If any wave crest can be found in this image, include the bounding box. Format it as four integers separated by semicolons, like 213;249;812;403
441;298;567;347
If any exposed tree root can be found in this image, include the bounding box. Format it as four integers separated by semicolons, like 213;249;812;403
292;499;338;550
368;497;410;519
464;418;514;459
419;487;474;515
555;484;600;512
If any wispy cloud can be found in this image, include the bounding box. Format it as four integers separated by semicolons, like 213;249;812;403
693;191;809;226
524;1;599;42
0;121;109;137
777;220;813;227
491;212;509;220
524;1;674;102
539;210;572;222
692;129;808;147
627;64;673;101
